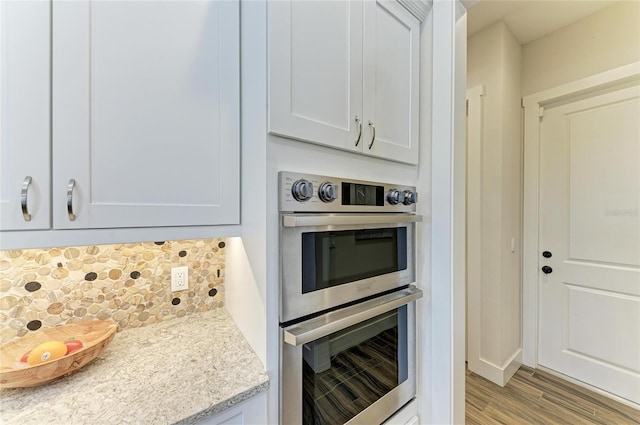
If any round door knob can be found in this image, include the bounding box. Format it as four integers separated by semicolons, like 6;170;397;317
387;189;402;205
403;190;418;205
542;251;552;258
291;179;313;202
541;266;553;274
318;182;338;203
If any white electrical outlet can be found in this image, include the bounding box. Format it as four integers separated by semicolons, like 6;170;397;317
171;266;189;292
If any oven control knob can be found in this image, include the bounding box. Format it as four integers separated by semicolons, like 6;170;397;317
318;182;338;203
403;190;418;205
387;189;402;205
291;179;313;202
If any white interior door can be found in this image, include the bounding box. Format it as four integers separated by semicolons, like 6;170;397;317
538;81;640;404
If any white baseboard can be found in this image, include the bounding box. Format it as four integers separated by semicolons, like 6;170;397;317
537;365;640;411
469;349;522;387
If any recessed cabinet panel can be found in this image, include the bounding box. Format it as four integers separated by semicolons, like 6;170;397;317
268;0;363;152
363;0;419;164
0;1;51;230
291;3;351;129
52;0;239;229
90;2;222;206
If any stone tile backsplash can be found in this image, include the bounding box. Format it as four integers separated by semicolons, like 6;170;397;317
0;239;226;344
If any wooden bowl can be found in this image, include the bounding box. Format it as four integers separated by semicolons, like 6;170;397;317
0;320;117;389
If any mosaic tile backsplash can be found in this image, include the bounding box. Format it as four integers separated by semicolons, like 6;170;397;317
0;239;226;345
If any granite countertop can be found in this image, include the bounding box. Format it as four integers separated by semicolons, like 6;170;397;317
0;308;269;425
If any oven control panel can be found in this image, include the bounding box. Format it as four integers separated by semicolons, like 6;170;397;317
279;171;417;213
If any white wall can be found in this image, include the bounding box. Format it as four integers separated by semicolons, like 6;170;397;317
429;1;467;423
522;1;640;96
465;1;640;384
228;2;474;424
225;0;270;420
466;20;522;386
232;2;431;424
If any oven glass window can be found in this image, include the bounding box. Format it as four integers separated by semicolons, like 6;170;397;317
302;307;408;425
301;227;407;293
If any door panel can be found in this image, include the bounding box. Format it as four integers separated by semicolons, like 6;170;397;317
538;82;640;404
52;0;239;229
363;0;419;164
564;283;640;372
0;1;51;230
268;0;363;152
567;97;640;266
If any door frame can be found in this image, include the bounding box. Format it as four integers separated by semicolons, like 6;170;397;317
521;61;640;367
465;84;484;366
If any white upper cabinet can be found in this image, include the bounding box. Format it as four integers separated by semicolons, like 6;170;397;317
1;0;239;238
51;0;240;229
0;1;51;230
268;0;420;164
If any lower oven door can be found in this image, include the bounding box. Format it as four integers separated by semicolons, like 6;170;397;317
280;286;422;425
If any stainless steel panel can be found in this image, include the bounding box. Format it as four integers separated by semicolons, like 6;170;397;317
280;219;416;323
280;295;418;425
279;171;417;213
282;213;422;228
283;287;422;346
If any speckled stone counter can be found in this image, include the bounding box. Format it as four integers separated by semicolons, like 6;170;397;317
0;309;269;425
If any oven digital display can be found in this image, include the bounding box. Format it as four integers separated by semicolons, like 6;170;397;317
341;182;384;206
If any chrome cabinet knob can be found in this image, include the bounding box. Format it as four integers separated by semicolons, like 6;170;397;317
291;179;313;202
403;190;418;205
318;182;338;203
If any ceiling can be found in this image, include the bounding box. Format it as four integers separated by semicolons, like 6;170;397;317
467;0;622;45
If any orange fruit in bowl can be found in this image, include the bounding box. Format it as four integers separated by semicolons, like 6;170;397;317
27;341;68;366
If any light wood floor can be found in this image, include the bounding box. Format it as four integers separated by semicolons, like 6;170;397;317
466;365;640;424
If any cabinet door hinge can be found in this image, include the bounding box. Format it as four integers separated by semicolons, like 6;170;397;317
466;99;469;117
539;106;545;119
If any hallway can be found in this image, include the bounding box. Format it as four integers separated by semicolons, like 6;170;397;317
466;366;640;424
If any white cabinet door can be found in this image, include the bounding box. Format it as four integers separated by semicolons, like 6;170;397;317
363;0;420;164
52;0;239;229
268;0;363;153
197;392;267;425
0;1;51;230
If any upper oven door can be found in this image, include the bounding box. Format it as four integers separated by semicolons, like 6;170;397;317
280;213;421;323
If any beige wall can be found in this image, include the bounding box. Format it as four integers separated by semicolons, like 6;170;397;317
522;1;640;95
467;20;522;384
467;0;640;386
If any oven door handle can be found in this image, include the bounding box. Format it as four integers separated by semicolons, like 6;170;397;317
282;213;422;228
283;286;423;346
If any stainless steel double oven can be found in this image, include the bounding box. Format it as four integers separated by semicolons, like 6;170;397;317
279;171;423;425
